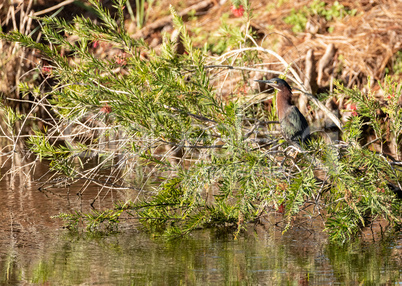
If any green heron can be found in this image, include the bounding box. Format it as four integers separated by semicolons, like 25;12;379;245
255;78;311;148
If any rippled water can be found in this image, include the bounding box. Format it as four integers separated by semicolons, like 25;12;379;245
0;160;401;285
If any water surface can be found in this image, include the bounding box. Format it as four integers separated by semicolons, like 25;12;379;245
0;161;401;285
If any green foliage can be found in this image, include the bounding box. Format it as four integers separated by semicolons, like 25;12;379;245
1;0;401;244
52;212;82;231
284;9;308;33
284;0;357;33
379;76;402;155
324;146;398;242
53;209;122;232
28;132;77;174
0;103;26;135
323;79;402;242
392;51;402;75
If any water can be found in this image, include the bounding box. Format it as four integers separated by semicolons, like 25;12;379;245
0;161;401;285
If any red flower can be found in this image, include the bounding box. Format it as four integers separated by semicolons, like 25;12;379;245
93;41;99;48
42;66;52;74
100;104;112;114
230;5;244;17
115;53;127;66
350;104;358;116
277;203;285;214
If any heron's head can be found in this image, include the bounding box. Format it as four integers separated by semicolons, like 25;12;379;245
254;78;292;92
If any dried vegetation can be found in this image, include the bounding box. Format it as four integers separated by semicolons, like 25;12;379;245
2;0;402;94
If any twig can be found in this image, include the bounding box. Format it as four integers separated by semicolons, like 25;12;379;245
163;104;217;123
244;121;260;140
33;0;75;16
204;65;289;78
161;140;225;149
207;50;343;130
248;34;303;86
362;138;381;149
251;139;280;151
293;87;343;131
317;43;336;86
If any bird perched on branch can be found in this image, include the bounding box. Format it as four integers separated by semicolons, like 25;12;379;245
255;78;311;148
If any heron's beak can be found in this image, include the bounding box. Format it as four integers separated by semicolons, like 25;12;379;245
254;79;279;90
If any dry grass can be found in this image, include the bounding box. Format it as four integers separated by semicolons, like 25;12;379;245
2;0;402;96
1;0;37;100
249;0;402;89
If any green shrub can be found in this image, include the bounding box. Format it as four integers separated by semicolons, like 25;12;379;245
284;0;357;33
0;0;400;243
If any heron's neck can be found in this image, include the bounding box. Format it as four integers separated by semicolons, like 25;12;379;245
276;90;292;121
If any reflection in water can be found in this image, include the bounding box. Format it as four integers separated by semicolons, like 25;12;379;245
1;229;402;285
0;159;401;285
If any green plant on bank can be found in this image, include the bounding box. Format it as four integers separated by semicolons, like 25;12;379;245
205;0;253;56
1;0;401;243
125;0;155;29
392;51;402;75
284;0;357;33
193;11;258;56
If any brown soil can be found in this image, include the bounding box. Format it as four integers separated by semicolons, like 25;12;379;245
1;1;401;93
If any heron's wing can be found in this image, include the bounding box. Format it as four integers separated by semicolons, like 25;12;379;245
280;106;311;145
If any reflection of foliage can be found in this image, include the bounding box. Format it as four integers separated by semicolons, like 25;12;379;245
284;0;357;33
326;241;402;284
0;0;401;244
53;210;122;232
3;230;402;285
